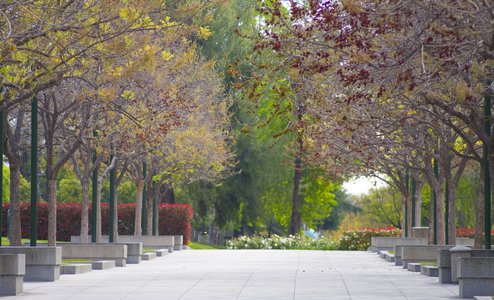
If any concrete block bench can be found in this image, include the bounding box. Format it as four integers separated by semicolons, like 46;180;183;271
439;247;494;284
142;252;157;260
0;246;61;281
400;245;454;269
438;249;453;283
124;242;143;264
458;257;494;298
61;264;92;275
385;253;395;262
155;249;168;257
173;235;183;251
92;260;115;270
369;237;428;253
71;235;176;253
455;238;475;246
411;227;430;240
61;244;127;267
421;265;439;277
407;263;421;272
0;254;25;296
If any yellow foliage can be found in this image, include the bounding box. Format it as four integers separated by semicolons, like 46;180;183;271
198;26;213;40
454;81;470;101
341;0;362;14
161;50;174;61
350;51;371;64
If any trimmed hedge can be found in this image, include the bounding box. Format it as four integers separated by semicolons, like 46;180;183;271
1;202;192;244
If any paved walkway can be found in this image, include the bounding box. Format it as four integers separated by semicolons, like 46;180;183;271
11;250;461;300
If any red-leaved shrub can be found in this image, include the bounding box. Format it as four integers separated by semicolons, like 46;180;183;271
1;202;192;244
456;227;494;238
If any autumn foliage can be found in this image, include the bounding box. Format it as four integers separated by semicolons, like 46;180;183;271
1;202;192;245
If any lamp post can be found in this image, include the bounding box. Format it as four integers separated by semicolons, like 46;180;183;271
30;96;38;247
142;162;147;235
484;86;492;250
433;158;438;245
109;150;116;243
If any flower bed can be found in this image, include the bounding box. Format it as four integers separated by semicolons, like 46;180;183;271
336;227;402;251
456;227;494;238
226;234;338;250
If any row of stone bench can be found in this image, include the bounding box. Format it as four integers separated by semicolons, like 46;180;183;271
0;234;185;295
373;238;494;298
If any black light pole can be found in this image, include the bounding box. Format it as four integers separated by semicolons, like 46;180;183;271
109;151;116;243
411;178;416;228
91;148;98;243
433;158;438;245
142;162;147;235
405;170;409;237
0;106;3;246
30;97;38;247
484;86;492;249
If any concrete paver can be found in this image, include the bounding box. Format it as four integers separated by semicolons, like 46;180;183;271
7;250;462;299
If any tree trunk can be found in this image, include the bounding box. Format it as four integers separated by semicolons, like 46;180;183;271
414;180;424;227
447;186;457;245
162;179;175;204
80;178;90;243
436;186;446;245
9;162;22;246
134;180;144;236
429;187;435;244
289;135;303;235
47;179;57;246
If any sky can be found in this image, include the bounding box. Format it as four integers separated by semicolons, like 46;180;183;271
342;176;388;196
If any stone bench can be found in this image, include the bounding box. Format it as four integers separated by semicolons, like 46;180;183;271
155;249;168;257
0;254;25;296
407;263;421;272
400;245;454;269
421;265;439;277
142;252;156;260
173;235;183;251
124;242;143;264
458;257;494;298
369;237;428;253
384;252;395;262
91;260;115;270
61;244;127;267
0;247;61;281
438;249;453;283
440;247;494;284
61;264;92;275
71;235;176;253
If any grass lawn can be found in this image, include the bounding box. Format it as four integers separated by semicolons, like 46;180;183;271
1;237;49;245
419;261;437;267
190;242;226;250
63;258;91;264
